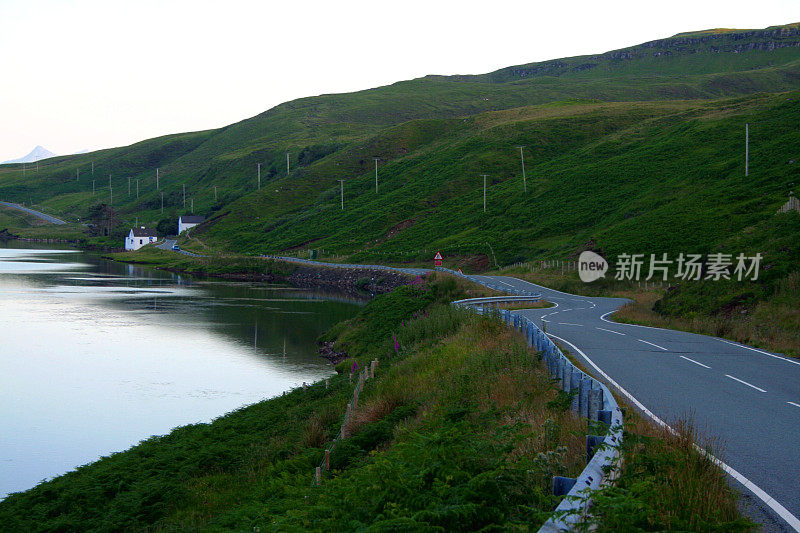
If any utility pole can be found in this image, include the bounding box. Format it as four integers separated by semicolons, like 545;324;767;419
92;180;95;195
191;198;194;213
183;184;186;209
110;187;113;205
745;123;749;177
481;174;488;212
108;173;111;190
76;168;79;181
156;168;159;190
36;161;38;173
257;163;261;190
517;146;527;193
374;158;379;193
214;185;217;202
337;179;345;210
161;192;164;214
286;152;290;175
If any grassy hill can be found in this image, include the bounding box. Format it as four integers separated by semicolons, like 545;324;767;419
0;23;799;269
0;25;800;240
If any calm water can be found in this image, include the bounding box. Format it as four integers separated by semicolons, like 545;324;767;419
0;243;361;499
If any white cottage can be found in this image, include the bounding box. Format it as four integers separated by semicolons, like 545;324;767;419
178;215;205;235
125;227;158;251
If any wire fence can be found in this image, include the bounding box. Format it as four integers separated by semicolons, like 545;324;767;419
313;359;378;485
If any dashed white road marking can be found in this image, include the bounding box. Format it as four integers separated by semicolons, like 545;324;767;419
547;333;800;532
725;374;767;393
638;339;668;351
680;355;711;369
595;327;625;336
556;322;583;326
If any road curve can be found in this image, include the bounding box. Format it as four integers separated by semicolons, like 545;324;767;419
0;201;66;225
156;238;205;257
262;257;798;531
466;274;800;533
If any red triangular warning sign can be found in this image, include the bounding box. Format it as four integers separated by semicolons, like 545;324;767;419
433;251;443;260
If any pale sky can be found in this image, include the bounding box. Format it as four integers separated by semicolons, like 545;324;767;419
1;0;798;162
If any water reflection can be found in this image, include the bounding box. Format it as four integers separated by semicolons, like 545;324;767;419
0;243;362;499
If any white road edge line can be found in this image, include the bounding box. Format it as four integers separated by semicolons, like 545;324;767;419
638;339;668;351
788;402;800;409
680;355;711;369
547;333;800;532
556;322;583;326
600;310;800;367
717;338;800;367
595;327;625;336
725;374;767;393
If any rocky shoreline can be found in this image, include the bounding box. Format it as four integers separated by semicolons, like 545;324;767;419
286;264;411;296
317;341;350;365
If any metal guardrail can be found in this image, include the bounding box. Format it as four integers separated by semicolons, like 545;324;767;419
453;295;624;531
263;259;621;528
263;255;431;276
452;295;542;307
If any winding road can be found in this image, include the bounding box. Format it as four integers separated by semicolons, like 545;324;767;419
157;238;205;257
263;257;800;530
0;201;66;224
466;274;800;532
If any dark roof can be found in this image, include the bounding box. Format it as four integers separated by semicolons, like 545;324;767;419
179;215;205;223
131;227;157;237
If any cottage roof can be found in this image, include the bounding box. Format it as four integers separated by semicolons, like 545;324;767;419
131;227;157;238
179;215;205;224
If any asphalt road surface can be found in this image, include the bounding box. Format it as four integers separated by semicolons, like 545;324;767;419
264;255;430;276
157;238;204;257
466;274;800;532
0;201;66;224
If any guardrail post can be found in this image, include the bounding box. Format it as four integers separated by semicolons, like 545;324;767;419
588;388;603;421
561;361;571;391
552;476;577;497
555;357;564;383
597;409;612;432
570;371;581;412
579;378;591;418
586;435;604;463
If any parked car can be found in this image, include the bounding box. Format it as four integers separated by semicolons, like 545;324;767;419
172;245;180;251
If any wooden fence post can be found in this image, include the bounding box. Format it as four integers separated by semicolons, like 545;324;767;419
325;449;330;470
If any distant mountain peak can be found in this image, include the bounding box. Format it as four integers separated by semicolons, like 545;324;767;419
1;145;57;165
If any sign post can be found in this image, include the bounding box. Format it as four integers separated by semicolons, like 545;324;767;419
433;251;443;267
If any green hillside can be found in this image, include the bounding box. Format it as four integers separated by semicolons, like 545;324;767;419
1;23;799;267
